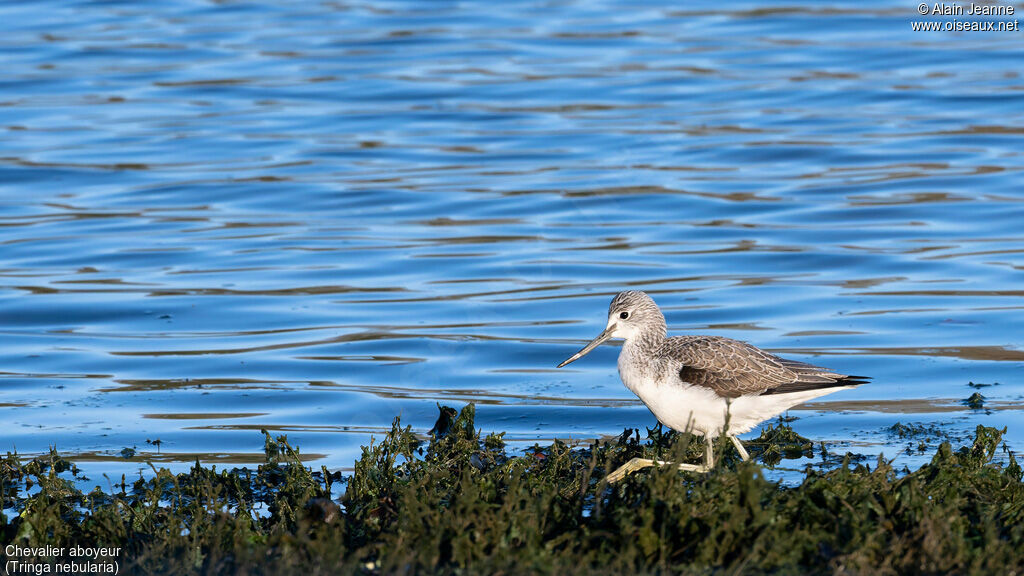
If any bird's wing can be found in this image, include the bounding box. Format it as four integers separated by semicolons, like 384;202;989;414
665;336;859;398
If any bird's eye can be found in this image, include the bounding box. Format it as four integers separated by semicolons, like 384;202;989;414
619;311;629;319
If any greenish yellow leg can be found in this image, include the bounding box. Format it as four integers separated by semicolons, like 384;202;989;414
605;457;709;483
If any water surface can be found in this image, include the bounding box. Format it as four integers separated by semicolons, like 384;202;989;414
1;0;1022;480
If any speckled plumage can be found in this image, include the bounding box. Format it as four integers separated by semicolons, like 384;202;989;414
655;335;855;398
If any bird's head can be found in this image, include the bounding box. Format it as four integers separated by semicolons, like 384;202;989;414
557;290;666;367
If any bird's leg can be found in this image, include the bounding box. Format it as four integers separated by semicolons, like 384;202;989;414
704;434;715;469
606;455;710;484
730;435;750;461
605;458;656;483
605;434;747;482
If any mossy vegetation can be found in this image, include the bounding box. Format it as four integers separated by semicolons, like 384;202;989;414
2;405;1023;575
964;392;987;409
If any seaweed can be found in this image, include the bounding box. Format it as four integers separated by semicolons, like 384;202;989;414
963;392;986;410
1;405;1022;575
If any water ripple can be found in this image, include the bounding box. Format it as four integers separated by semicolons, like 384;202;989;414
1;0;1022;476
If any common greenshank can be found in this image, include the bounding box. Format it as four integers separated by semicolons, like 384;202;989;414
557;290;867;482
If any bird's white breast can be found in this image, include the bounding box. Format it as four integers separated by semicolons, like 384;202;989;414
618;346;729;436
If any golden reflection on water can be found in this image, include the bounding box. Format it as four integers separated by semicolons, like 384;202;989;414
49;451;326;464
773;345;1024;362
803;398;1024;414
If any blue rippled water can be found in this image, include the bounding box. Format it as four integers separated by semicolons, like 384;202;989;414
1;0;1022;479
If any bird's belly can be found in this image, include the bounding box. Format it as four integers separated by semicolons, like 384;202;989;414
644;383;731;436
618;360;729;436
617;359;828;436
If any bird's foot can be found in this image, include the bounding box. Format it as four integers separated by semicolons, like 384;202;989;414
605;457;710;483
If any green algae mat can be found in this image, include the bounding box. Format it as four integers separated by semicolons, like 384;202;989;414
2;404;1023;575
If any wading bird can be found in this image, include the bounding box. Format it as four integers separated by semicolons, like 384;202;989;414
557;291;867;482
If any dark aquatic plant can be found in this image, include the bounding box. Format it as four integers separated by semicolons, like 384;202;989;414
1;405;1022;575
963;392;987;410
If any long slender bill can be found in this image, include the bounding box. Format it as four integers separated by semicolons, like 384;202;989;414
557;325;615;368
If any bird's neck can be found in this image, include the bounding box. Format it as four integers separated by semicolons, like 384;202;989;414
626;323;666;352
